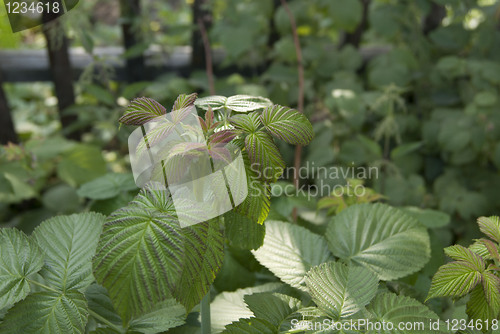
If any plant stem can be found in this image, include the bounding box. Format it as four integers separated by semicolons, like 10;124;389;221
28;279;59;293
88;309;125;333
280;0;305;221
198;17;215;95
201;291;211;334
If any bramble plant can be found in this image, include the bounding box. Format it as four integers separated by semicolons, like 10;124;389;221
427;216;500;325
0;93;315;333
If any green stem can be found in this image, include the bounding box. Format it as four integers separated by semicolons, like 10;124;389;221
27;279;59;293
88;309;125;333
201;291;211;334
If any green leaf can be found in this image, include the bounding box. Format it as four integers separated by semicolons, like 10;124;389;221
57;144;107;187
119;97;166;125
224;211;266;250
244;293;302;327
305;262;378;319
32;212;105;291
172;93;198;111
323;0;362;31
42;184;81;214
467;284;498;322
233;151;271;225
195;95;227;111
230;113;262;133
85;284;122;327
195;95;272;113
93;203;185;322
0;228;44;307
260;105;314;145
245;131;285;182
85;84;115;106
210;283;288;333
129;299;186;334
481;272;500;315
477;216;500;243
367;292;448;334
444;245;486;269
325;203;431;281
77;173;137;200
427;261;482;300
252;221;334;291
0;290;88;334
222;318;275;333
172;220;224;312
226;95;273;112
401;207;450;229
3;172;36;201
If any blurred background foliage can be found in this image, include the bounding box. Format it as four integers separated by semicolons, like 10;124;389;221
0;0;500;277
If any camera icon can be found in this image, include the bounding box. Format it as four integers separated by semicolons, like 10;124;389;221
128;104;248;227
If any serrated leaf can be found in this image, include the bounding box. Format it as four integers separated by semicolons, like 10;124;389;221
252;221;334;291
467;284;498;322
85;284;122;327
195;95;228;111
172;220;224;312
233;150;271;225
305;262;378;319
229;113;262;133
222;317;276;333
93;201;185;322
0;290;88;334
244;293;302;326
261;105;314;145
129;299;186;334
224;211;266;250
195;95;272;113
77;173;137;200
444;245;486;269
325;203;431;281
119;97;166;125
0;228;44;307
32;212;106;291
427;261;482;300
226;95;273;112
245;130;285;182
478;216;500;243
172;93;198;112
367;292;448;334
481;272;500;315
210;283;289;333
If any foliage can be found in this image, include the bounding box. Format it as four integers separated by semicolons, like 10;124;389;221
428;216;500;324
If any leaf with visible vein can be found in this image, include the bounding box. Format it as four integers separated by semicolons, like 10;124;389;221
0;228;44;307
260;105;313;145
32;212;106;291
305;261;378;319
0;290;88;334
93;205;185;323
119;97;166;125
172;93;197;112
245;130;285;182
427;261;483;300
478;216;500;242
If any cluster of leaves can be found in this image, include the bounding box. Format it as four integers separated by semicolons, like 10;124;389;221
428;216;500;324
0;93;316;333
211;203;455;333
